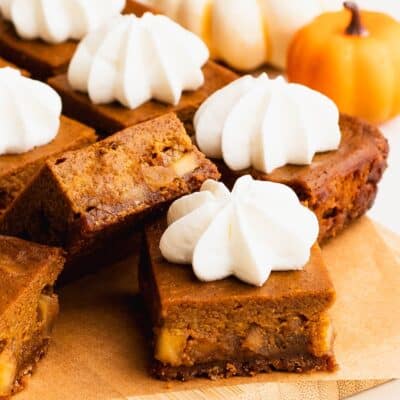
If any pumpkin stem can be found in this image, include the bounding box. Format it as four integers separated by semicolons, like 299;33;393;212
344;2;368;36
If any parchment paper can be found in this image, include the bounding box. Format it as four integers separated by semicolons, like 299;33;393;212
15;217;400;399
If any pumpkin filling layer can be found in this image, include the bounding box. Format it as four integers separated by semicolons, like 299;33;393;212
155;313;334;368
0;289;59;397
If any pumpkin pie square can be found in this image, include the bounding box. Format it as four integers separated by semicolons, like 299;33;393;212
0;235;64;397
139;217;337;380
0;113;219;263
216;115;389;242
0;116;97;221
0;1;153;80
48;61;238;136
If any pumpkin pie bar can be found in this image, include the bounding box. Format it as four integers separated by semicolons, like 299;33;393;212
0;1;152;80
140;218;336;380
0;113;219;262
216;115;388;242
0;116;96;222
48;61;237;136
0;236;64;398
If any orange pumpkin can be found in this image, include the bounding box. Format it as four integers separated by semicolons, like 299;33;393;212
287;1;400;124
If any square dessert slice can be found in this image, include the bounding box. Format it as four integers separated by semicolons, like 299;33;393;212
140;218;336;380
48;61;238;136
216;115;388;242
0;1;152;80
0;116;97;221
0;113;219;261
0;18;76;80
0;236;64;397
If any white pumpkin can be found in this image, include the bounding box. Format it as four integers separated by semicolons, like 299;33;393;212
147;0;342;70
147;0;400;71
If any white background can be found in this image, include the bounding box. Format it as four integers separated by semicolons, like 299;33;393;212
369;117;400;233
355;117;400;399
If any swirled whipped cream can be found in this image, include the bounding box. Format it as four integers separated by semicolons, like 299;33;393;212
0;0;125;43
195;74;341;173
0;68;61;155
160;176;319;286
68;13;209;109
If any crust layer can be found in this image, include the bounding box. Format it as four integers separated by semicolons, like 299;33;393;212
152;354;337;381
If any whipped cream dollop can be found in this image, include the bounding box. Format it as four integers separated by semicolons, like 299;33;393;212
195;74;341;174
68;13;209;109
0;68;61;155
0;0;125;43
160;176;319;287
